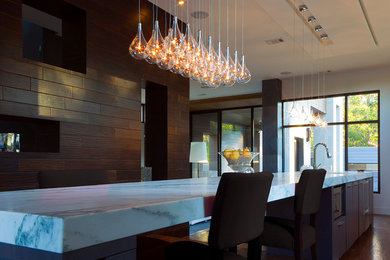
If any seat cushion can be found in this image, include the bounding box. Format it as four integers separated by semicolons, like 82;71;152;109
165;241;246;260
261;216;316;250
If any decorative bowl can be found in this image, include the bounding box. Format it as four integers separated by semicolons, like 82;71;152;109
218;151;259;173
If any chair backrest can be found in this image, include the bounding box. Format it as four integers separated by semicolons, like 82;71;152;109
294;169;326;215
208;172;274;250
38;170;109;188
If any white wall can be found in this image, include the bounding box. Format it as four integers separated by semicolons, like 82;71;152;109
282;65;390;215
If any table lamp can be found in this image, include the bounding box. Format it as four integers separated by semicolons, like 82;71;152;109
189;142;208;178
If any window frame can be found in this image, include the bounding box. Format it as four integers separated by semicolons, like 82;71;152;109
190;105;262;176
282;90;380;193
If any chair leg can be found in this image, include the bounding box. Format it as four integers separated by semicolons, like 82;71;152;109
310;243;318;260
294;238;303;260
294;245;303;260
248;236;261;260
229;246;237;254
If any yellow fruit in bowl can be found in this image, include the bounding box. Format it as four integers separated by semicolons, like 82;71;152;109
243;148;252;158
223;149;232;159
231;150;240;160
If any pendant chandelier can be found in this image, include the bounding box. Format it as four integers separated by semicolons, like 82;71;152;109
129;0;251;88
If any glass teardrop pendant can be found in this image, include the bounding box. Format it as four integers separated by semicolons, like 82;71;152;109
170;17;183;53
289;102;299;120
179;24;196;77
169;17;184;74
145;21;164;64
205;36;218;74
220;46;235;87
233;50;242;80
157;29;173;70
214;42;226;84
196;30;208;82
203;36;220;88
237;55;251;83
129;23;147;60
157;28;174;70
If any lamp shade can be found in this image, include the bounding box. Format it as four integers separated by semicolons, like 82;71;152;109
189;142;208;163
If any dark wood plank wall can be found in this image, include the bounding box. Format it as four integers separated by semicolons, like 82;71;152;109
0;0;190;191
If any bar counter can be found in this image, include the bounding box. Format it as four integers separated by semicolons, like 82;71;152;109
0;171;373;256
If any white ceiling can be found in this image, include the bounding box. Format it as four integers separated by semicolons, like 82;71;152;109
148;0;390;100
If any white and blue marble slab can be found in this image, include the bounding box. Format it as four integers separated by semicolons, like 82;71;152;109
0;171;373;253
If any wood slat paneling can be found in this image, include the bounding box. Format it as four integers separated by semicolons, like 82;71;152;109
0;0;189;189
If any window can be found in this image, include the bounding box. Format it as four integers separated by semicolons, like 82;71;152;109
347;93;379;192
221;109;252;173
191;106;262;176
282;91;380;192
191;112;218;177
253;107;263;172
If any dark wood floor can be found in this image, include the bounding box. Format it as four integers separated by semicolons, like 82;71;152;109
341;214;390;260
189;215;390;260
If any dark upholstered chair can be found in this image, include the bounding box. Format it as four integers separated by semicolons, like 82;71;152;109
38;170;109;188
165;172;274;260
260;169;326;260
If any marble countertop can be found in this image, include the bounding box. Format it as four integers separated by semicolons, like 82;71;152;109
0;171;373;253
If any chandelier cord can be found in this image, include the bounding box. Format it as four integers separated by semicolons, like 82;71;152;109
292;0;296;102
317;40;320;100
241;0;244;55
164;2;167;35
235;0;237;51
138;0;141;23
227;0;229;47
219;0;221;42
152;0;154;24
209;0;211;38
301;15;305;100
311;32;314;99
198;0;200;33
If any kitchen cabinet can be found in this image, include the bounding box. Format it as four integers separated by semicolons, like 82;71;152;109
334;177;373;259
333;216;347;260
369;178;374;227
345;182;359;248
359;179;371;236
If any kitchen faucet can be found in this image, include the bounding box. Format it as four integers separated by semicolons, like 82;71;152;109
314;143;332;169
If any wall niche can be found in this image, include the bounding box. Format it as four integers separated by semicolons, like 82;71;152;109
0;115;60;153
22;0;86;73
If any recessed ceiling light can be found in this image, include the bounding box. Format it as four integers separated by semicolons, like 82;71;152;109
191;11;209;19
320;34;328;40
265;38;284;45
308;16;317;23
178;0;185;5
315;25;323;32
299;5;308;12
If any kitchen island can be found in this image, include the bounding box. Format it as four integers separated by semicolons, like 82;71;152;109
0;171;373;259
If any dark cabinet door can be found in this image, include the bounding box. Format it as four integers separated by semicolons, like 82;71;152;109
352;182;359;243
346;183;353;249
368;178;374;227
346;182;360;250
359;179;370;235
333;216;347;260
